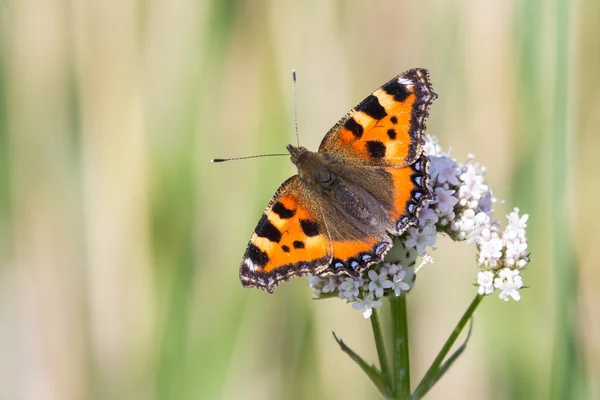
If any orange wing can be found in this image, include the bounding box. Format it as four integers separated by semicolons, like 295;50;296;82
240;176;333;293
385;155;432;234
319;68;436;167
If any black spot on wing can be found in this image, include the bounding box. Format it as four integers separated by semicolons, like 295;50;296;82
366;141;386;158
281;245;290;253
382;79;411;102
246;243;269;267
299;219;320;237
255;215;282;243
390;116;398;124
356;94;387;120
272;201;295;219
293;240;305;249
344;117;364;139
387;128;397;139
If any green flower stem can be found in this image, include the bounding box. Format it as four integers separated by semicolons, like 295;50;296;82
389;294;410;398
370;309;392;392
341;292;483;399
412;294;484;399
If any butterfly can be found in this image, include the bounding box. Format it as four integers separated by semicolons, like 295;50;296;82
240;68;437;293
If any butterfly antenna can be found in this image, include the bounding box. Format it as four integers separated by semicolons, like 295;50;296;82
213;71;301;163
293;69;300;147
211;153;288;163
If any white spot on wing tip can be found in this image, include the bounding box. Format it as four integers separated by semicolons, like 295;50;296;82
398;77;413;87
245;259;257;271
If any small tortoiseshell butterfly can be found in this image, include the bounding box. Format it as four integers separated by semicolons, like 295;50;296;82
240;68;437;293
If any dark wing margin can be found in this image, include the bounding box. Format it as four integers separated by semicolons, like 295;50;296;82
389;155;433;235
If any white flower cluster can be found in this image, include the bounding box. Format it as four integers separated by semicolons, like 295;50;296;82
308;244;417;318
308;135;531;317
475;208;529;300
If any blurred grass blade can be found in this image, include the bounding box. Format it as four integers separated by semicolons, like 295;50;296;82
550;0;586;397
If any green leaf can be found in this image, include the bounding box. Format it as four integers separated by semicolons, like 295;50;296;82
332;332;390;398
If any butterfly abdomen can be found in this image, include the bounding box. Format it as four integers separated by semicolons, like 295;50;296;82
332;186;377;226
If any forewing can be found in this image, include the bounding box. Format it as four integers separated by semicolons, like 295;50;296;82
319;68;436;167
240;176;333;293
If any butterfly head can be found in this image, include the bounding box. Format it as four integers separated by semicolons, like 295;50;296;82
287;144;336;190
286;144;310;165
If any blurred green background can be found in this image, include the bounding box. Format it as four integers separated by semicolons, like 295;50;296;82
0;0;598;399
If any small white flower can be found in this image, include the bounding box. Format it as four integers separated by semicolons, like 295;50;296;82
339;277;364;301
494;268;523;301
418;205;439;226
404;225;437;255
477;271;495;295
464;211;493;244
308;275;323;287
459;163;488;202
432;187;459;215
438;211;456;227
429;156;460;186
504;238;528;267
478;233;504;268
453;208;474;233
308;276;325;296
478;191;496;214
423;134;444;156
516;258;528;269
506;208;529;230
384;263;400;275
322;277;340;294
391;267;411;296
502;208;530;269
352;294;383;318
368;269;393;298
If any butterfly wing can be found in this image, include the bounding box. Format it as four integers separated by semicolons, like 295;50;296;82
317;155;431;276
319;68;436;167
240;176;333;293
239;157;431;288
